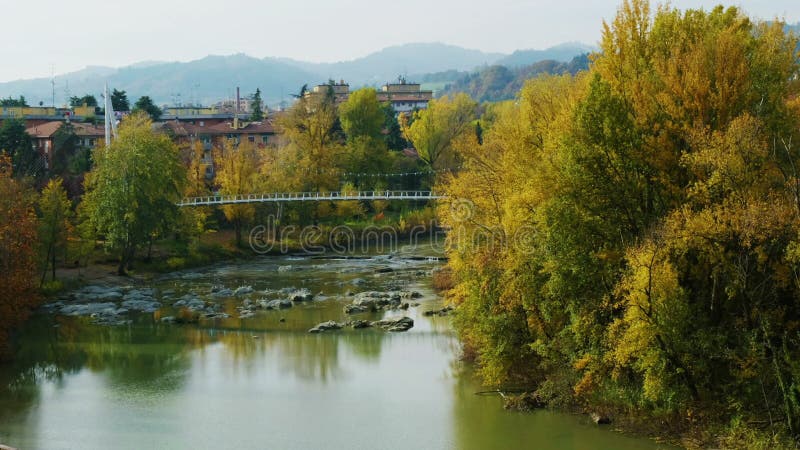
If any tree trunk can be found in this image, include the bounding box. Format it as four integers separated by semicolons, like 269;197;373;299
118;243;134;276
235;220;242;247
40;244;53;286
146;237;153;262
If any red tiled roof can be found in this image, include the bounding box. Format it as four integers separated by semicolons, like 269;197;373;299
26;121;104;138
26;121;62;138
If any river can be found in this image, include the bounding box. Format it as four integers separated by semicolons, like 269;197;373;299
0;244;673;449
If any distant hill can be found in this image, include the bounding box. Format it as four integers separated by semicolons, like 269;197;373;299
0;42;592;108
280;43;504;86
434;54;591;103
0;54;318;108
495;42;596;67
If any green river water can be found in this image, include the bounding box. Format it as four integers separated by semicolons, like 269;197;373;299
0;245;674;449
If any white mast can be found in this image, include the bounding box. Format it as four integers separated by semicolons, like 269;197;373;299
103;83;117;146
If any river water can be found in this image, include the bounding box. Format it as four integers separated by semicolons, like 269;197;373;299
0;245;672;449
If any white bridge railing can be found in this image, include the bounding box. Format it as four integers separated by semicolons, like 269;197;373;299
178;190;445;207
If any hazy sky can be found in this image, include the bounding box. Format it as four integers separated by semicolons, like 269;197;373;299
1;0;797;82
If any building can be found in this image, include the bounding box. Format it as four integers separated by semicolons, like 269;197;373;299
301;79;432;113
1;105;97;126
377;80;433;113
304;81;350;105
162;116;278;179
25;121;104;169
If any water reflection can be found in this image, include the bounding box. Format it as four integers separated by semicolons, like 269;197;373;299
0;253;669;450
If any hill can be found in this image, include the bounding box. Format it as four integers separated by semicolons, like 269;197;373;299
0;42;592;107
433;54;590;102
280;42;503;86
495;42;596;67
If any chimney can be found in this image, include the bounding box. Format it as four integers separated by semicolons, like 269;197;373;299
236;87;240;115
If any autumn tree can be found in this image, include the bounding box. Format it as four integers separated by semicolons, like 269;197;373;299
82;112;185;275
38;178;72;283
0;154;39;359
402;93;477;168
214;141;262;246
438;1;800;445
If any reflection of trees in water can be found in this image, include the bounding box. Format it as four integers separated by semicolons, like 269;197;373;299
0;315;212;425
339;331;385;362
276;333;342;383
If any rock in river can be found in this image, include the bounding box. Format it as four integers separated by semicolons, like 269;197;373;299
289;289;313;302
372;317;414;332
261;299;293;310
308;321;344;333
234;286;254;296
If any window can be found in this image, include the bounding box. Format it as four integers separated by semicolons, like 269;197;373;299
248;135;255;143
262;135;269;144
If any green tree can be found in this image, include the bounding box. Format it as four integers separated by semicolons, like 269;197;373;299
110;89;130;111
50;123;80;176
0;118;41;179
339;88;384;142
381;102;406;150
0;96;28;107
38;178;72;283
133;96;162;121
82;112;185;275
250;88;264;121
69;94;98;107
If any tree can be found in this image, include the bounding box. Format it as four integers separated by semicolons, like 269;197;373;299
0;154;39;359
50;123;80;176
402;93;477;167
110;89;130;111
0;96;28;107
69;94;98;107
0;118;41;179
250;88;264;121
214;141;262;246
381;102;406;151
133;96;162;121
82;112;185;275
277;92;343;193
339;88;384;142
437;1;800;445
38;178;72;283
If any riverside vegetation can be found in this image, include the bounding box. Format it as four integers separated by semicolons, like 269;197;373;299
1;0;799;447
0;69;471;358
437;1;800;447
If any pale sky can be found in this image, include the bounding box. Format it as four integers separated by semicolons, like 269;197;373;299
1;0;797;82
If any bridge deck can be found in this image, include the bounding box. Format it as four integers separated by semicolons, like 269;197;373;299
178;191;444;206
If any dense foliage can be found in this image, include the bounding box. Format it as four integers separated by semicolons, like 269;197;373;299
439;1;800;445
82;113;185;274
0;155;39;359
0;118;42;179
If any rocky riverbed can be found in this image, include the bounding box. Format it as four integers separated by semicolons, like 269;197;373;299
41;252;449;329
